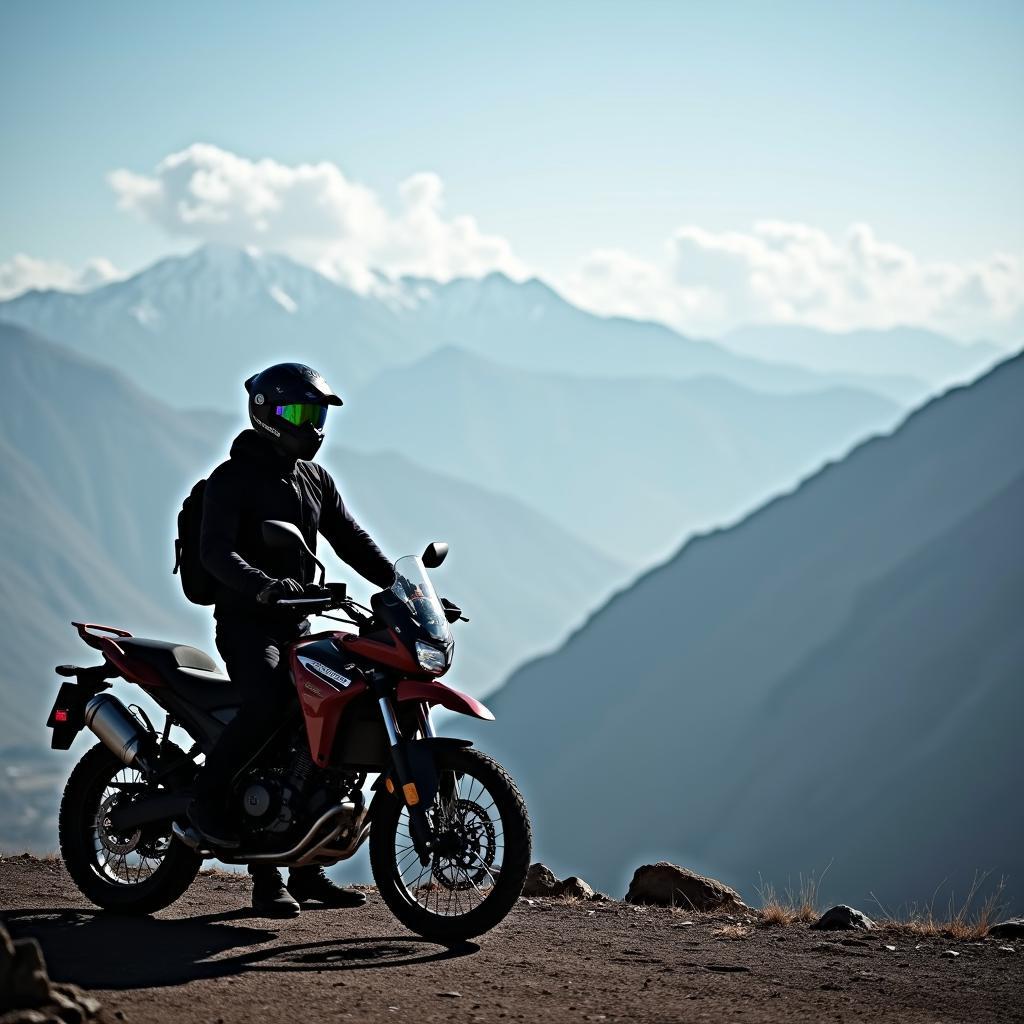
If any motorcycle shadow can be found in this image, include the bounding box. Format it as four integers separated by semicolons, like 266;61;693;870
2;907;478;991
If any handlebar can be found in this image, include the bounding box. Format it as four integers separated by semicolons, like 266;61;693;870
275;583;375;627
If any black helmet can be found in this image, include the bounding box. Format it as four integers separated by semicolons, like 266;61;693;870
244;362;342;461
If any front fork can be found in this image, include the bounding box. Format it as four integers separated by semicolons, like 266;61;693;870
379;697;438;865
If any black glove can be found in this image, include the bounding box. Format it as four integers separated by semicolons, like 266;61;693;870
256;578;303;605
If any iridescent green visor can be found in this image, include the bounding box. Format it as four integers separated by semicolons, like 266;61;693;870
276;403;328;429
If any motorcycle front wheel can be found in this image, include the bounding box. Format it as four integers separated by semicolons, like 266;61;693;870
369;746;531;942
58;742;202;915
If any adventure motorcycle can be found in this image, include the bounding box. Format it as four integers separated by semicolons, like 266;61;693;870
46;522;531;941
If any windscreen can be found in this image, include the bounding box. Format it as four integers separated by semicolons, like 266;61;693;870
391;555;451;643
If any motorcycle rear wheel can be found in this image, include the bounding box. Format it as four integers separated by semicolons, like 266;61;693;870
58;742;202;915
369;746;531;942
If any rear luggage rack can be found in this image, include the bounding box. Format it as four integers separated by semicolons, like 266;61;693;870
71;622;133;657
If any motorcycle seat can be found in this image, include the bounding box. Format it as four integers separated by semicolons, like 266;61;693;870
116;637;242;711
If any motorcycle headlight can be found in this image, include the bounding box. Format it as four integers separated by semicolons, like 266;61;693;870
415;641;447;675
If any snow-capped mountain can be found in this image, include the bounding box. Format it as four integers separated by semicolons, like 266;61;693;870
0;245;424;405
0;244;935;409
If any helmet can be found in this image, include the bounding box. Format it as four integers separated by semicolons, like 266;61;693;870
244;362;342;461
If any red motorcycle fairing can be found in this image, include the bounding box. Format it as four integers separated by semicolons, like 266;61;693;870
339;630;419;674
395;679;495;721
289;634;369;766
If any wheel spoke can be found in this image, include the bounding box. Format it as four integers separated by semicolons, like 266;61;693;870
391;763;505;919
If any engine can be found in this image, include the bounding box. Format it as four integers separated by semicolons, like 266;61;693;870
238;741;366;838
239;741;314;835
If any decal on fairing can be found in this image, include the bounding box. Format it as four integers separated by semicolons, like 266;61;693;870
297;655;352;689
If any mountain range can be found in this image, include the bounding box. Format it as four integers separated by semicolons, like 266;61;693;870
0;244;942;411
2;244;1015;891
342;346;905;565
471;351;1024;912
0;244;924;570
724;323;1005;390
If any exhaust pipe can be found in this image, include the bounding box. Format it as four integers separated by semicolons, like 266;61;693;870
84;693;150;769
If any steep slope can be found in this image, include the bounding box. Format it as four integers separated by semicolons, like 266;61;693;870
472;353;1024;909
344;347;904;565
0;436;183;748
723;324;1003;390
698;473;1024;901
0;245;928;410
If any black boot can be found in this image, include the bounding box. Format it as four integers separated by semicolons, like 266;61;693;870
251;867;301;918
187;797;240;849
287;867;367;908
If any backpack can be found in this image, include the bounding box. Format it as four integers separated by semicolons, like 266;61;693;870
172;479;218;606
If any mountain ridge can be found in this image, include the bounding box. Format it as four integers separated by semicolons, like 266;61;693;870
0;243;935;408
472;350;1024;909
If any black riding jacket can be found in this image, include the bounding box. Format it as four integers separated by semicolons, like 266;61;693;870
200;430;394;622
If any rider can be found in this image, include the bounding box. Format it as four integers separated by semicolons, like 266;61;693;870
188;362;396;917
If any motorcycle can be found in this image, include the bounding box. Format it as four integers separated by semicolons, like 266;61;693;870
46;521;531;941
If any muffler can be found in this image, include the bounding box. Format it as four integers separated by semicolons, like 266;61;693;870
84;693;150;769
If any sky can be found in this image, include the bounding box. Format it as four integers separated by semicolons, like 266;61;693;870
1;0;1022;341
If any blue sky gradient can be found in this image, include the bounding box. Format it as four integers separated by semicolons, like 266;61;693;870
1;1;1021;339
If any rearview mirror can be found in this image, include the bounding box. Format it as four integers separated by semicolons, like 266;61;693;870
262;520;326;585
263;520;306;550
422;542;449;569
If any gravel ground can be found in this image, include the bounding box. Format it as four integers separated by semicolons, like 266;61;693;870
2;855;1020;1023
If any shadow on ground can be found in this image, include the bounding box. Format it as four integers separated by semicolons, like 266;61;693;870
3;908;478;990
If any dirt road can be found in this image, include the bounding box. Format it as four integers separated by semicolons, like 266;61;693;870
2;855;1020;1023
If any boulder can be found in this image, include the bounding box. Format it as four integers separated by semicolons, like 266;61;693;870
522;863;561;897
559;876;595;901
625;862;746;911
988;917;1024;940
811;905;875;931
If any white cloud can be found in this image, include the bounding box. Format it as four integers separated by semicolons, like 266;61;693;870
0;254;122;300
563;221;1024;344
11;142;1020;344
109;144;528;289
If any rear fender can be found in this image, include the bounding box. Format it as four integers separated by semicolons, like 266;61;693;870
47;663;118;750
395;679;494;721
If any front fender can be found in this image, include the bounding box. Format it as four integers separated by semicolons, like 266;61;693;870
395;679;495;721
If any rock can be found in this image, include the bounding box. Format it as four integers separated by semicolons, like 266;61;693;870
625;862;746;912
522;863;561;897
521;863;599;900
559;876;595;901
3;934;51;1004
810;905;875;931
989;917;1024;939
0;922;106;1022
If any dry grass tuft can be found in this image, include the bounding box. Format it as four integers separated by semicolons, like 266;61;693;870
713;924;753;940
872;872;1006;941
756;870;826;927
